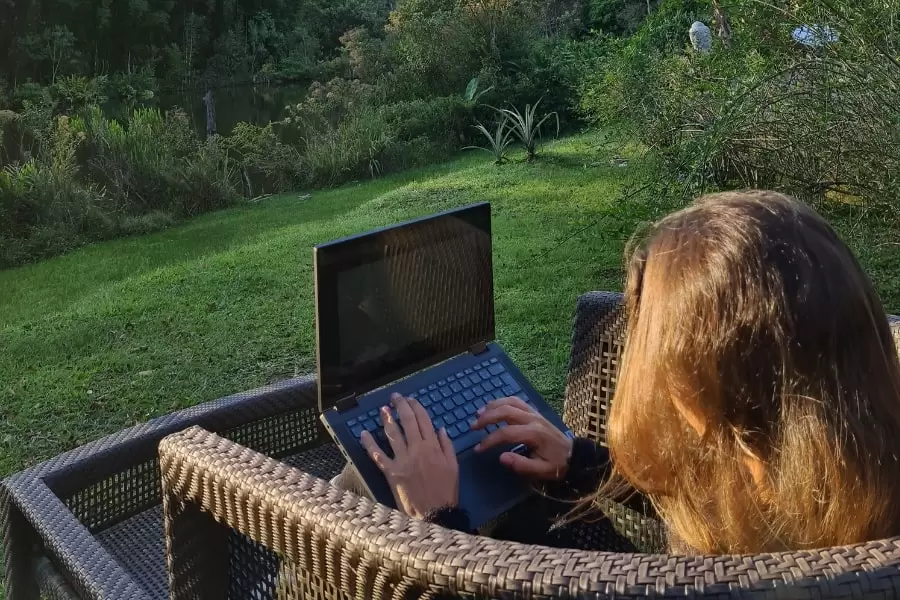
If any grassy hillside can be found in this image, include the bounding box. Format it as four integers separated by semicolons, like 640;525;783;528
3;132;900;479
0;133;656;476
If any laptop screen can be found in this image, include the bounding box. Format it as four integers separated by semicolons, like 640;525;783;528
315;203;495;409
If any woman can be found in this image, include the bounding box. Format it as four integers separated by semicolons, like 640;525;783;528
355;190;900;554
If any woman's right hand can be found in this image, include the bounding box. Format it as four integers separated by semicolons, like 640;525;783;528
473;397;574;481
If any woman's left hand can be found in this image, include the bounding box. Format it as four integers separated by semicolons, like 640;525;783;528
361;393;459;519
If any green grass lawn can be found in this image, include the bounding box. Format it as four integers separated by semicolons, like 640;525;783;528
3;131;900;479
0;132;656;476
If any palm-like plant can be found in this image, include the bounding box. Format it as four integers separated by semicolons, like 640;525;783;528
466;118;514;165
497;99;559;162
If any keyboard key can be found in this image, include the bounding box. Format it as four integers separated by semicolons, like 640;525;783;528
368;409;379;418
433;404;446;416
473;384;485;396
455;371;465;379
433;416;446;429
438;379;446;386
409;393;417;400
364;420;378;432
491;390;504;400
470;373;482;384
428;383;438;391
482;380;495;392
351;425;364;437
460;377;472;389
474;398;486;409
347;418;358;427
447;425;460;438
489;357;499;364
440;386;452;398
491;377;503;388
453;407;467;421
450;428;487;453
418;388;428;396
488;364;505;375
453;395;467;407
420;397;433;408
502;385;516;397
464;404;477;415
500;373;517;387
486;423;498;433
481;360;491;368
442;399;455;411
429;391;442;403
519;393;530;403
463;390;475;401
447;375;456;382
458;421;470;434
464;368;473;375
450;381;463;393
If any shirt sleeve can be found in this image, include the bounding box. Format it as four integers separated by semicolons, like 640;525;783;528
424;506;473;532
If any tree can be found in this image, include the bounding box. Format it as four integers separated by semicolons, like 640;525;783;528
22;26;78;84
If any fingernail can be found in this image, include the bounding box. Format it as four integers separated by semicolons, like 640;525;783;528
500;453;514;465
382;406;390;416
477;407;485;416
474;443;482;452
391;392;402;400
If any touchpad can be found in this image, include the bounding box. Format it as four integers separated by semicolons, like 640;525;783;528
458;444;531;529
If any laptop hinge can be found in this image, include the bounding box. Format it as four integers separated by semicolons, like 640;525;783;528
469;341;489;356
335;394;359;413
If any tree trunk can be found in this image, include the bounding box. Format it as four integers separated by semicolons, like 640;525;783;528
203;90;217;137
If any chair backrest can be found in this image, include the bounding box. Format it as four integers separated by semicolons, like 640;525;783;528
160;292;900;599
562;291;900;444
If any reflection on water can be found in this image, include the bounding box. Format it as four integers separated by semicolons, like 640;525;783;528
154;84;308;136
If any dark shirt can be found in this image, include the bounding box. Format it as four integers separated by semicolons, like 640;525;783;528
424;438;647;551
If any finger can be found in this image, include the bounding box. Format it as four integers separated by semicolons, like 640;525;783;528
381;405;407;460
475;423;541;453
438;427;456;463
392;394;422;447
482;396;536;416
361;430;393;473
474;404;539;430
409;397;438;445
499;451;559;479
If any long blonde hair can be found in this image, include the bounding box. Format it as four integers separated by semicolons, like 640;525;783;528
606;190;900;554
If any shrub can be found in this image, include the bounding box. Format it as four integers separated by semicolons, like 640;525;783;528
169;139;240;216
577;0;900;206
0;117;112;267
223;122;304;194
498;99;560;161
72;107;204;214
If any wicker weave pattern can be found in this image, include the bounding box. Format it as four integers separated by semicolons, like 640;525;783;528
161;425;900;599
1;377;330;600
562;292;628;446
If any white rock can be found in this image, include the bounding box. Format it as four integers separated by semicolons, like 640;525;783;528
690;21;712;53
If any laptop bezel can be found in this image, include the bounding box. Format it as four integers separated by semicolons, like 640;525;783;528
313;202;496;413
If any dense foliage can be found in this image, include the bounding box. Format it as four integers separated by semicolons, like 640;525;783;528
2;0;898;268
575;0;900;207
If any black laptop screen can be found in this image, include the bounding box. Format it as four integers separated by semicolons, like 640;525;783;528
315;203;495;408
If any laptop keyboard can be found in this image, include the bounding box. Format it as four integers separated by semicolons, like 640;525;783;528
346;357;529;455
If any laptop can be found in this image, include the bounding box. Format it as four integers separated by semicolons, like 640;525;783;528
315;202;571;528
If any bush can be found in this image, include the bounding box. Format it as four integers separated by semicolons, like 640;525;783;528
576;0;900;207
223;122;305;194
0;117;112;267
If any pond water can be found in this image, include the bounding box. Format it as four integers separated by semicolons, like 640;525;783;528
154;83;309;136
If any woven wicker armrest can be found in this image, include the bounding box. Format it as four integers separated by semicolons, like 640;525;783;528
160;425;900;599
2;377;331;600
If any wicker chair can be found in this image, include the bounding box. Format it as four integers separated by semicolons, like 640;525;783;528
158;292;900;600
